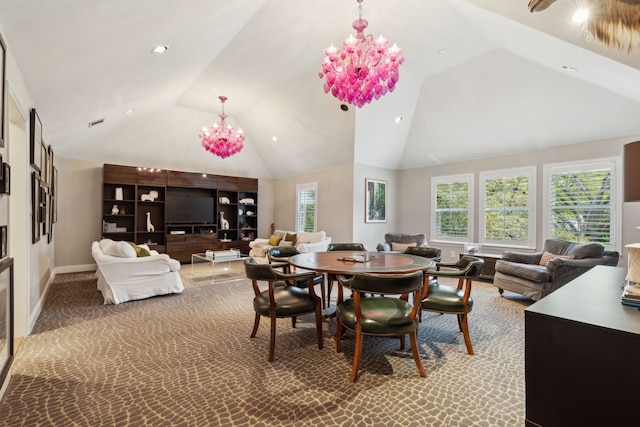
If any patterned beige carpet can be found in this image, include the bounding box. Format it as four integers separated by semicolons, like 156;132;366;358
0;267;531;426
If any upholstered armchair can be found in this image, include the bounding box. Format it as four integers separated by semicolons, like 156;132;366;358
493;239;620;301
377;233;428;252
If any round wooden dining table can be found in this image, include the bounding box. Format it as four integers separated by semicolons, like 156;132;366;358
289;250;435;318
289;251;435;275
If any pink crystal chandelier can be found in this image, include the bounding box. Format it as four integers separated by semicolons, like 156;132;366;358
319;0;403;108
200;96;245;159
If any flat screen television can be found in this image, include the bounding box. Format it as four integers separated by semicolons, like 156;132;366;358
166;189;215;224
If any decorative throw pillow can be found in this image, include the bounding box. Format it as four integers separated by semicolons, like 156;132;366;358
539;251;575;266
278;240;293;247
268;235;282;246
391;242;417;251
284;232;297;245
127;242;151;257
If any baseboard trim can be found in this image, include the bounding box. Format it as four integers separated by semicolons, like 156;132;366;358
54;264;97;275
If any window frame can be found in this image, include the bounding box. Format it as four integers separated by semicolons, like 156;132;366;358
542;158;620;252
296;182;317;233
479;166;536;250
430;173;474;244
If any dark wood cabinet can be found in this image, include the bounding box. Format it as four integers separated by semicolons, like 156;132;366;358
102;164;257;261
525;266;640;426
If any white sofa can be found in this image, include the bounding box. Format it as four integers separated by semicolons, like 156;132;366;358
248;229;331;258
91;239;184;304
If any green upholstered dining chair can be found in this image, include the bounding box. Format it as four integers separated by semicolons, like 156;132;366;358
404;246;442;286
267;246;324;289
244;258;323;362
325;243;367;308
335;271;426;382
420;256;484;355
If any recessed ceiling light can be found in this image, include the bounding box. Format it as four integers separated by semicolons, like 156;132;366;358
572;8;589;24
125;108;135;114
151;45;168;54
271;136;278;143
562;65;577;72
437;48;448;55
394;116;403;124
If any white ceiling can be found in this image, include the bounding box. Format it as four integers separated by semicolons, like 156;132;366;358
2;0;640;179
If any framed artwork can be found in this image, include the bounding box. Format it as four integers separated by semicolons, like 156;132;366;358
0;258;14;387
0;226;6;259
40;186;48;237
46;145;54;185
47;198;53;244
0;32;6;148
31;172;41;243
52;167;57;223
29;109;42;173
0;162;9;195
40;142;48;187
365;178;387;223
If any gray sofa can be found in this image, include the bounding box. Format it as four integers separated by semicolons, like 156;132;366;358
493;238;619;301
377;233;427;252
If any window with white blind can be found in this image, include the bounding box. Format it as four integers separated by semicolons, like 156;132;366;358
296;183;317;233
480;167;536;249
431;174;474;243
543;159;618;250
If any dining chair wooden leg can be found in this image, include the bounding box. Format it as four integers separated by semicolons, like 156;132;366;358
269;313;277;362
410;329;426;378
336;318;344;353
349;324;364;382
459;313;474;355
399;335;405;350
250;313;260;338
315;305;324;349
291;316;297;328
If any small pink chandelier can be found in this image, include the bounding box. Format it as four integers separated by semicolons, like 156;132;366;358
319;0;403;108
200;96;245;159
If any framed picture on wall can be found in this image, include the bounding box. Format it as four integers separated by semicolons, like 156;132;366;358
40;142;48;187
40;186;48;236
0;258;14;388
31;172;41;243
0;226;6;259
0;32;6;148
365;178;387;223
0;162;9;195
29;109;42;173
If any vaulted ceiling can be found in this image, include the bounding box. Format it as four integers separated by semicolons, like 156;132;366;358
2;0;640;179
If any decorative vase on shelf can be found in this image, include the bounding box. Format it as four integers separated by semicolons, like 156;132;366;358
119;206;125;215
111;204;119;215
115;187;123;201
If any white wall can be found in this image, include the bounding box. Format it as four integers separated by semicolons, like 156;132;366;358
352;164;399;250
54;158;102;270
273;163;353;244
2;25;55;338
397;135;640;264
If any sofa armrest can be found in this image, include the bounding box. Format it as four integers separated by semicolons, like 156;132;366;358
95;253;178;284
249;238;269;249
377;242;391;252
501;251;543;265
297;238;331;253
546;256;618;286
